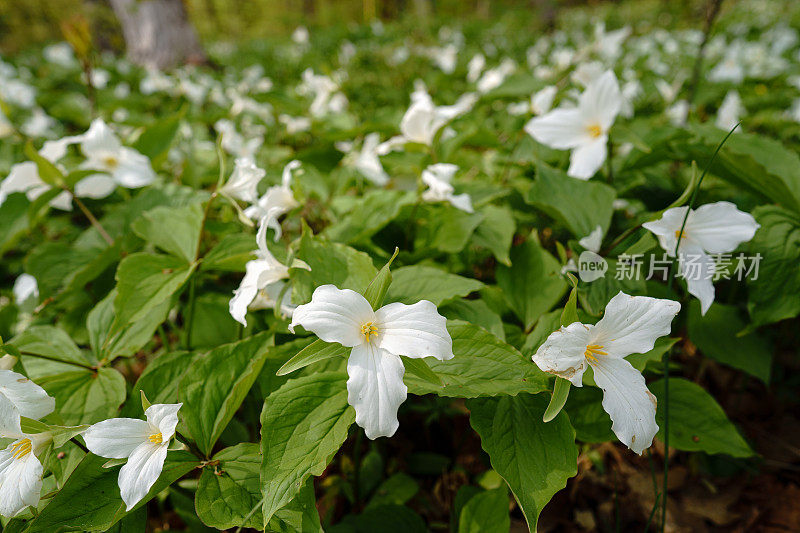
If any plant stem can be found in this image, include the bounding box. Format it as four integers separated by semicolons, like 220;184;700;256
71;193;114;246
606;134;614;184
70;436;89;453
687;0;725;105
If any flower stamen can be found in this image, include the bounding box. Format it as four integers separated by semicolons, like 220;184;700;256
10;439;32;460
584;343;608;363
360;321;378;343
587;124;603;138
148;432;163;444
103;156;119;169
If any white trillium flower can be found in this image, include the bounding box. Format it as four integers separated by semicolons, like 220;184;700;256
421;163;473;213
393;91;477;147
244;160;301;232
533;292;681;454
642;202;760;315
222;157;265;203
80;118;157;192
716;90;743;132
467;53;486;83
12;274;39;306
337;133;390;186
525;70;622;180
0;369;55;434
476;58;515;94
279;114;312;135
290;285;454;439
83;403;182;511
0;162;73;210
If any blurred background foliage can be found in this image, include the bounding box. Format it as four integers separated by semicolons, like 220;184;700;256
4;0;798;57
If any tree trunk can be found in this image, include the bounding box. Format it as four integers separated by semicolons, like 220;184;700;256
108;0;206;70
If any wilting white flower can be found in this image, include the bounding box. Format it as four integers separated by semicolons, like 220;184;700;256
421;163;473;213
0;162;73;210
642;202;759;314
533;292;680;454
476;58;515;94
716;91;743;132
229;215;306;325
337;133;389;186
525;70;622;179
467;53;486;83
80;119;157;191
244;160;301;230
290;285;454;438
222;157;265;203
12;274;38;305
83;403;181;511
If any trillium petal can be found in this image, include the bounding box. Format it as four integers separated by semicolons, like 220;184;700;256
375;301;453;360
642;206;690;255
590;356;658;455
146;403;182;440
229;260;264;326
679;243;716;315
685;201;760;254
448;193;474;213
524;108;587;149
532;322;593;386
289;285;374;347
80;119;122;157
347;343;407;439
0;446;43;517
118;441;168;511
114;148;156;188
0;393;21;437
83;418;152;459
567;137;607;180
579;70;622;130
74;174;117;199
0;370;55;422
591;292;680;358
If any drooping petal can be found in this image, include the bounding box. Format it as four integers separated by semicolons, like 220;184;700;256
532;322;593;386
590;356;658;455
591;292;681;358
678;243;716;315
567;137;607;180
347;343;407;439
685;201;760;254
229;260;265;326
579;70;622;130
117;441;168;511
375;301;453;360
0;370;55;421
289;285;374;347
0;446;43;517
83;418;152;459
74;174;117;199
145;403;181;440
524;108;588;149
0;393;21;437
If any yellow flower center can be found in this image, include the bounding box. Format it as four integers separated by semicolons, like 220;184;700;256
11;438;32;459
674;229;687;241
103;156;119;169
584;344;607;363
360;322;378;343
586;124;603;138
148;432;163;444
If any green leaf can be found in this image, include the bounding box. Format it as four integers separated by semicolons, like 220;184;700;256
363;247;399;309
276;339;349;376
25;451;199;532
0;193;30;255
626;337;678;373
260;372;355;526
405;322;549;397
38;368;126;425
525;162;616;238
747;205;800;325
335;505;426;533
366;473;419;509
113;252;196;328
123;350;198;417
179;332;273;456
496;235;567;331
200;233;256;272
131;202;204;262
651;378;753;457
467;393;577;531
385;265;484;306
440;299;505;341
564;386;615;443
291;227;377;304
542;377;570;423
132;111;184;162
403;357;443;387
326;189;415;243
472;205;516;266
413;204;484;254
11;325;94;368
25;140;65;186
687;301;771;383
458;487;510;533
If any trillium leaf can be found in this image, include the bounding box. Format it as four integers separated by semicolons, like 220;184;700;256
467;393;578;531
651;378;753;457
37;368;126;425
12;325;95;369
403;357;443;387
472;204;516;266
441;299;506;340
260;372;355;526
132;110;184;163
0;193;31;255
413;204;484;254
113;252;196;329
458;487;510;533
325;189;415;243
121;350;198;417
276;338;349;376
386;265;484;306
131;202;204;262
496;234;567;331
406;322;549;397
199;233;256;272
179;332;273;456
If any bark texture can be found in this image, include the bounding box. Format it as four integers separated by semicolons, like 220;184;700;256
109;0;206;70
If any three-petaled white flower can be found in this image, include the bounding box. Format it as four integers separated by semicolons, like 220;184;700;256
642;201;760;315
389;91;477;148
533;292;680;454
525;70;622;180
421;163;474;213
229;215;306;325
83;403;182;511
290;285;454;439
244;160;301;239
336;133;390;186
0;370;55;517
221;157;265;203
